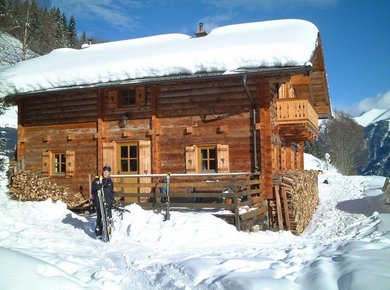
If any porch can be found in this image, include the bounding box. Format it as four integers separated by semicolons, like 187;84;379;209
109;172;266;231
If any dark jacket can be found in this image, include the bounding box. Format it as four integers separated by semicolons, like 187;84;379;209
92;176;115;209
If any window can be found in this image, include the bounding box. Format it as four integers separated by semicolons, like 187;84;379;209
186;144;229;174
119;88;136;107
199;146;217;172
119;144;138;173
42;150;75;177
53;153;66;175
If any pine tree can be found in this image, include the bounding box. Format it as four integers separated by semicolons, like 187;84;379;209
67;15;78;48
1;0;89;57
79;31;87;47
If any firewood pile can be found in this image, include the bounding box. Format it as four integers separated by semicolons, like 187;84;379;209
270;170;319;234
8;170;87;209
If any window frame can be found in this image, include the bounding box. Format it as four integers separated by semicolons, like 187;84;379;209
119;88;136;107
198;146;217;173
117;143;139;174
52;152;66;176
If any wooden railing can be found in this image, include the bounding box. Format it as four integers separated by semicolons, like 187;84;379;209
110;172;265;231
276;98;319;134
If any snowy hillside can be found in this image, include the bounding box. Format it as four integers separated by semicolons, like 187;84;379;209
354;108;390;177
0;31;37;68
0;106;17;128
0;32;26;157
0;31;32;129
1;155;389;290
354;108;390;127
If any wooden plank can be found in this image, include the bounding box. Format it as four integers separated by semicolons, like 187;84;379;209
240;206;268;222
281;187;291;231
116;191;238;199
274;185;284;230
234;195;241;231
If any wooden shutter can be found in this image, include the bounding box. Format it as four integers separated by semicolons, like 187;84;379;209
138;140;151;200
185;145;197;174
139;140;151;175
107;90;118;109
65;150;75;176
135;86;146;109
103;142;116;173
217;144;229;173
42;151;50;177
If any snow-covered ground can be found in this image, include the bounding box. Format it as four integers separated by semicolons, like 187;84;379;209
1;155;389;290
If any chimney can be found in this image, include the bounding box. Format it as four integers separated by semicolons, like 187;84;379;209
195;22;207;37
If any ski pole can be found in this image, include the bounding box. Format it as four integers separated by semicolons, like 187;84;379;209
164;173;171;221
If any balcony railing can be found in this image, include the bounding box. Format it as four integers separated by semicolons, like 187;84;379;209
276;98;319;140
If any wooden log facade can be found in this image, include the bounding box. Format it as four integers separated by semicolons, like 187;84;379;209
3;20;332;231
12;71;328;200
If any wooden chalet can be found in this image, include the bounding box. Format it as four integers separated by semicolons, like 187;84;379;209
1;19;331;231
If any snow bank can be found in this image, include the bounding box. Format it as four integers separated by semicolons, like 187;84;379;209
0;19;319;98
0;154;389;289
0;247;84;290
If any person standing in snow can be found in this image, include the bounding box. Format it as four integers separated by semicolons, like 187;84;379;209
91;165;115;238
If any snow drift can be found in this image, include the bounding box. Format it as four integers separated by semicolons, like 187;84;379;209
0;155;389;289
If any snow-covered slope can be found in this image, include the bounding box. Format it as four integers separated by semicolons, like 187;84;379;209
0;106;17;128
1;155;389;290
354;108;390;176
0;31;37;68
0;32;27;129
354;108;390;127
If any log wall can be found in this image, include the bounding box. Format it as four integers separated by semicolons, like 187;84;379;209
14;75;308;206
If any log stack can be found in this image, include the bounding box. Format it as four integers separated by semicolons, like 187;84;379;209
8;170;87;209
269;170;319;234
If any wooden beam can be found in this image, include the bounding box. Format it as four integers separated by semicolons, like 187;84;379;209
258;77;273;199
290;74;310;85
151;85;161;173
97;90;106;173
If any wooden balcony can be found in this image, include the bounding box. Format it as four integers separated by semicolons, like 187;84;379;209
276;98;319;141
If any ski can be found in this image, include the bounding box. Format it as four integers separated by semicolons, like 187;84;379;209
97;187;110;242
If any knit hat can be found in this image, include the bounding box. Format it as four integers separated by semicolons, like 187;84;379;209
103;165;111;172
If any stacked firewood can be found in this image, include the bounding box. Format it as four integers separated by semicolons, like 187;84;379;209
270;170;319;234
8;170;87;208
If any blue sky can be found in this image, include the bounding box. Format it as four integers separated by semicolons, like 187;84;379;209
49;0;389;115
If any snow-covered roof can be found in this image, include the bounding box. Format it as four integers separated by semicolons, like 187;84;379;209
0;19;320;98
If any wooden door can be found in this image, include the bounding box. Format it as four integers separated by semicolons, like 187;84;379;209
117;142;139;203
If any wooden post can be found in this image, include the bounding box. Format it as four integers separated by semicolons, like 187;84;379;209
151;85;161;173
286;141;292;171
298;141;304;170
233;177;241;231
258;77;273;199
96;90;106;173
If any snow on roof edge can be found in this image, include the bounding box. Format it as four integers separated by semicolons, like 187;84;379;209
0;19;320;99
